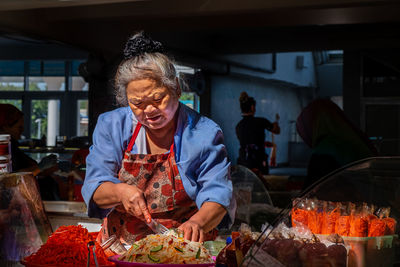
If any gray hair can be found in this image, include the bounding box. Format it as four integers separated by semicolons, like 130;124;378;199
115;52;179;106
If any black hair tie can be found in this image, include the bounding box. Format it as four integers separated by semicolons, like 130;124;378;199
123;32;164;59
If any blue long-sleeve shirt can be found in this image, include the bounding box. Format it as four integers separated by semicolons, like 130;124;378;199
82;103;235;226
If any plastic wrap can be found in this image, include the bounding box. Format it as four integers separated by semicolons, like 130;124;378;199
0;172;52;264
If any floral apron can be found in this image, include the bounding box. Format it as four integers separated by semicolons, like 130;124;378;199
97;122;198;245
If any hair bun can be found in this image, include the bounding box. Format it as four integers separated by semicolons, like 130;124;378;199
123;32;164;59
239;91;249;103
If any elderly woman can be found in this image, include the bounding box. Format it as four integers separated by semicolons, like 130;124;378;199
82;33;235;245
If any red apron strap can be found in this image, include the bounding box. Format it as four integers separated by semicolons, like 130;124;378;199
128;122;174;154
127;122;142;152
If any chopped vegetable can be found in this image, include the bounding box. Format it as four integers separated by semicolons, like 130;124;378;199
196;247;201;259
148;254;160;262
150;245;163;252
174;247;183;253
120;233;213;264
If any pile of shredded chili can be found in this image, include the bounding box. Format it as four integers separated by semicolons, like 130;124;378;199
24;225;113;266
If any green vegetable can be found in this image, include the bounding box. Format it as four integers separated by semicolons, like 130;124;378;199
133;243;139;249
174;247;183;253
196;247;201;259
148;254;160;262
150;245;163;252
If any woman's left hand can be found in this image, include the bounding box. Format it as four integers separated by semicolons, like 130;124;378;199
178;202;227;243
178;220;204;243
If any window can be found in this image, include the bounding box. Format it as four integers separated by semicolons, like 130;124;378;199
72;77;88;91
175;64;200;112
29;77;65;91
327;50;343;63
314;50;343;65
0;99;22;110
71;61;88;92
77;100;88;136
31;100;60;146
0;61;24;76
180;92;199;111
0;76;24;91
0;60;88;146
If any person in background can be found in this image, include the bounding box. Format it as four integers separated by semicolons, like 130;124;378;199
235;92;280;175
0;104;40;175
0;104;59;199
296;98;378;190
82;32;235;245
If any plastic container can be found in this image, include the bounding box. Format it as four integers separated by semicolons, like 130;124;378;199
108;255;215;267
0;134;11;173
101;235;128;258
204;241;227;256
0;155;11;173
0;134;11;155
343;235;397;267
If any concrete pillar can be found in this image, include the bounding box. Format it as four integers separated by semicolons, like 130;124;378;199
43;77;62;146
47;100;59;146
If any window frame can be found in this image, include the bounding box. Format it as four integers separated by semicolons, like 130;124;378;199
0;60;88;140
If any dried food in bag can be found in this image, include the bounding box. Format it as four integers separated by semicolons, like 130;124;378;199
335;215;350;236
291;198;308;228
321;202;340;235
349;203;368;237
384;217;397;235
307;199;322;234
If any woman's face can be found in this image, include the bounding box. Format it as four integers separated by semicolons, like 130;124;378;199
3;117;24;140
126;79;180;130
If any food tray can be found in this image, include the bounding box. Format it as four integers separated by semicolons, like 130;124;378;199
21;259;115;267
315;234;397;267
342;235;397;267
43;200;87;214
108;255;215;267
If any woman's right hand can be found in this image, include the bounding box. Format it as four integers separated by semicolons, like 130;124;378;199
116;183;151;223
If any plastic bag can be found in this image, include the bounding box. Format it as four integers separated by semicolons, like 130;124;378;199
0;172;52;263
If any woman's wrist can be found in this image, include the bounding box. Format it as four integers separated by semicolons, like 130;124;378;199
94;182;123;208
114;183;125;203
190;202;226;232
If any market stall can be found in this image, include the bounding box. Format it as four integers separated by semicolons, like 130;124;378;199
6;158;399;267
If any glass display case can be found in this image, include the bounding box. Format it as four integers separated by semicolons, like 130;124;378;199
0;172;52;266
243;157;400;267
